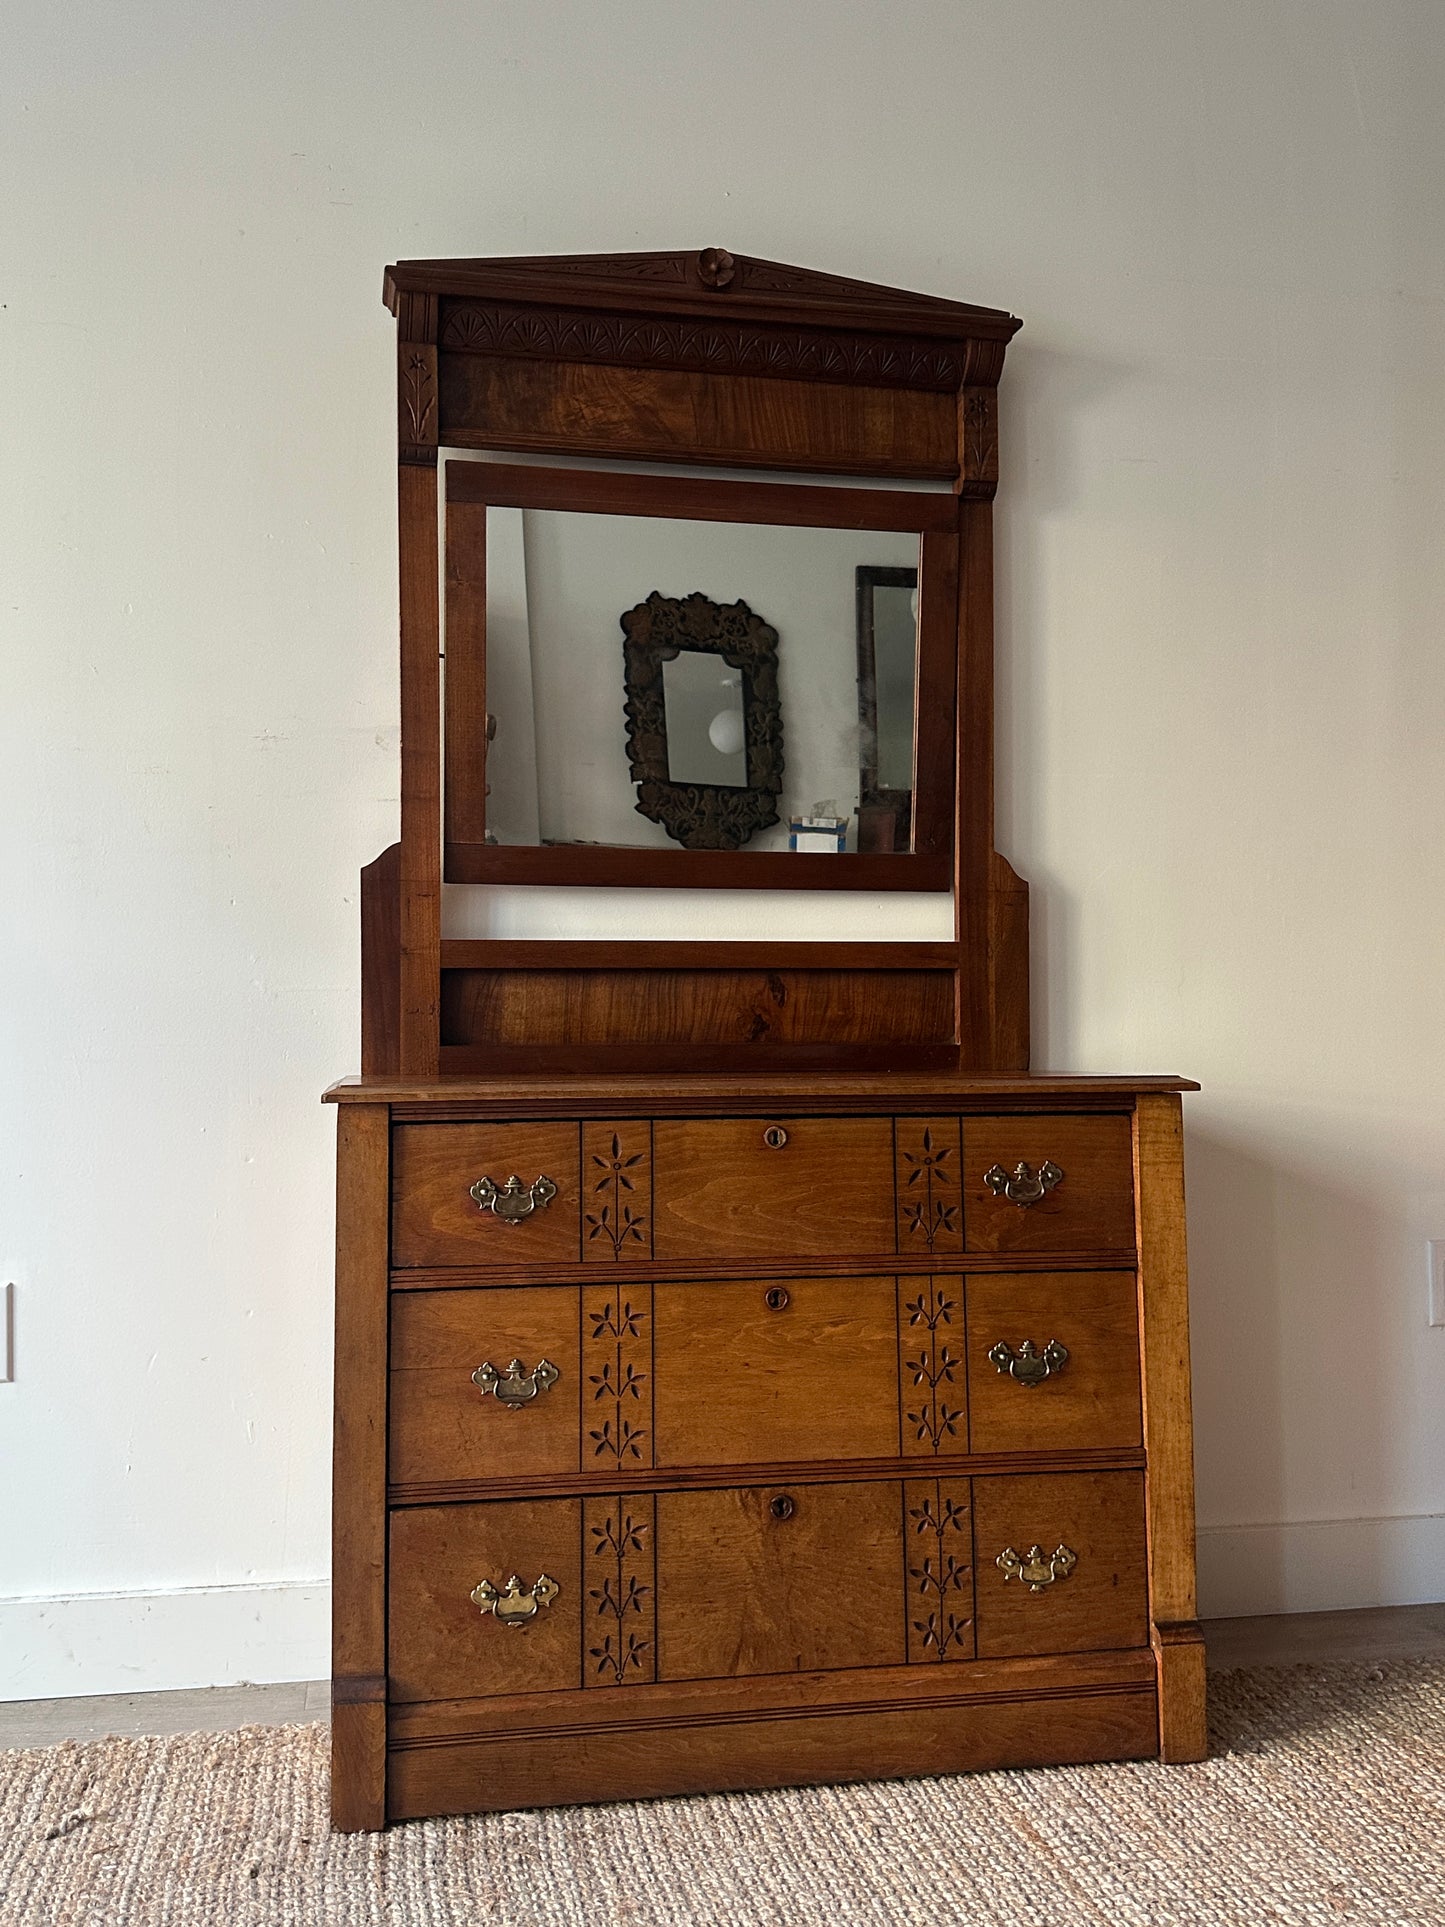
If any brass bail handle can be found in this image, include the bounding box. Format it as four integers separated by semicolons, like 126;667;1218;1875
470;1173;558;1224
472;1358;560;1408
996;1544;1077;1592
983;1159;1064;1208
471;1573;560;1627
988;1338;1069;1386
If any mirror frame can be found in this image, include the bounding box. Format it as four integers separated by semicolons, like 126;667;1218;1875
442;459;959;891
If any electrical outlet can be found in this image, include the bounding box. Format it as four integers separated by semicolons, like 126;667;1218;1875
1429;1244;1445;1330
0;1283;11;1382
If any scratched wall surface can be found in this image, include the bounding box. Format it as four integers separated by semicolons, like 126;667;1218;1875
2;1;1443;1694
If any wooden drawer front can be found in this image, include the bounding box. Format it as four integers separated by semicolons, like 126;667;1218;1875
652;1117;895;1261
653;1276;898;1468
389;1498;584;1701
390;1289;581;1487
966;1272;1141;1455
392;1122;581;1267
972;1471;1148;1659
963;1115;1134;1254
655;1482;907;1680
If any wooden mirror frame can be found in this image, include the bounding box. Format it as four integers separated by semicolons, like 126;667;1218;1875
442;460;957;889
370;248;1027;1077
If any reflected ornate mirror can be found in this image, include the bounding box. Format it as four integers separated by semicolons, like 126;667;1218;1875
621;591;783;851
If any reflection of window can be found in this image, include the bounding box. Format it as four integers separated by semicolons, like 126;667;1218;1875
855;565;918;854
662;651;747;788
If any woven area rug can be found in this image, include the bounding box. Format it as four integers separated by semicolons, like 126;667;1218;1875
2;1660;1443;1926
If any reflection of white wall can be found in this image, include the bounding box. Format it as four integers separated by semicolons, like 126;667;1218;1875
514;510;918;852
466;507;539;845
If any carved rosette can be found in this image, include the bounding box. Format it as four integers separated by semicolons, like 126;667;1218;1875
622;591;783;851
582;1121;653;1262
584;1494;657;1686
895;1118;963;1254
582;1281;653;1466
899;1277;967;1455
904;1477;975;1662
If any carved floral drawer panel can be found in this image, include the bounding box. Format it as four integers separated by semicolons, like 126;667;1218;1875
386;1471;1149;1704
387;1270;1144;1489
389;1112;1138;1271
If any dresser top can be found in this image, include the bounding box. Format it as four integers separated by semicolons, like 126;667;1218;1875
324;1072;1198;1106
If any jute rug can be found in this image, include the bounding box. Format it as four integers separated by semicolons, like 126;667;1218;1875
2;1660;1443;1926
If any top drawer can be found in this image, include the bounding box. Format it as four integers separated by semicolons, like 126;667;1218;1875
652;1116;895;1261
963;1115;1134;1254
392;1122;582;1267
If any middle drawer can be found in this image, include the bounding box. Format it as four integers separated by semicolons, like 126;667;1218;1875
389;1271;1141;1487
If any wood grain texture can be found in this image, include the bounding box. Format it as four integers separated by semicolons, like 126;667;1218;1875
389;1288;582;1486
894;1116;964;1257
439;942;959;972
331;1105;390;1831
390;1122;581;1267
654;1482;907;1680
442;497;488;849
965;1271;1142;1455
581;1120;654;1262
652;1116;896;1260
439;967;955;1049
954;496;996;1065
1154;1619;1208;1763
397;461;441;1077
652;1276;899;1468
442;842;952;893
988;850;1031;1070
437;355;958;480
327;1073;1195;1106
963;1114;1136;1254
386;1687;1156;1820
973;1470;1150;1660
388;1499;583;1702
359;843;401;1079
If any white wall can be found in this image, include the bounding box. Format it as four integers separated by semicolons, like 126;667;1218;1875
3;0;1442;1695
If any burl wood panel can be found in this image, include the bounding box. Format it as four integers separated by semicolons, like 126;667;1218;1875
963;1114;1135;1254
439;968;955;1048
652;1276;899;1468
389;1288;582;1486
437;354;958;479
391;1122;581;1267
903;1477;975;1663
972;1470;1149;1659
652;1117;895;1260
387;1688;1159;1820
655;1482;906;1681
388;1500;582;1702
965;1272;1142;1455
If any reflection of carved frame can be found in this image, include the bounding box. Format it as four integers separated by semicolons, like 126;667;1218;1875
621;591;784;851
855;564;917;853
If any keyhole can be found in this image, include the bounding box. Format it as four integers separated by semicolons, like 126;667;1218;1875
769;1494;796;1521
763;1126;788;1149
764;1286;790;1311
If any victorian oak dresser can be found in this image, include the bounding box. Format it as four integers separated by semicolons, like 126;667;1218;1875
326;249;1205;1830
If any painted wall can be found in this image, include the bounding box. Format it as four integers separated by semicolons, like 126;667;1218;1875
3;0;1442;1695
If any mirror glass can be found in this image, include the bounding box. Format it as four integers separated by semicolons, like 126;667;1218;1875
475;506;921;853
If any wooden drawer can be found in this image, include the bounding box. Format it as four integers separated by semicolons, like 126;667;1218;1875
965;1272;1141;1454
963;1114;1135;1254
972;1470;1148;1658
653;1276;898;1467
652;1116;895;1260
390;1288;581;1487
392;1122;581;1267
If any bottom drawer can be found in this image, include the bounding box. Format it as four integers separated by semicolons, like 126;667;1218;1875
387;1470;1148;1703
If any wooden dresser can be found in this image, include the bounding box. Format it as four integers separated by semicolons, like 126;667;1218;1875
328;250;1204;1828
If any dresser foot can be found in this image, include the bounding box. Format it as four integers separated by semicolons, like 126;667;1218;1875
331;1693;386;1831
1153;1620;1207;1762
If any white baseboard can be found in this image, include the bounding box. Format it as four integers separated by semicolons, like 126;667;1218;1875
3;1516;1441;1701
0;1581;330;1702
1197;1513;1445;1619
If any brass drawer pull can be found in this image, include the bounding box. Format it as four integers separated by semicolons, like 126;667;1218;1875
769;1494;796;1521
988;1338;1069;1386
764;1286;791;1311
762;1125;789;1149
470;1573;560;1627
996;1544;1077;1592
472;1357;560;1408
984;1159;1063;1207
469;1173;559;1224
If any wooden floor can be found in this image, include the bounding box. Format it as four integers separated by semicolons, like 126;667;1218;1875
2;1606;1442;1750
